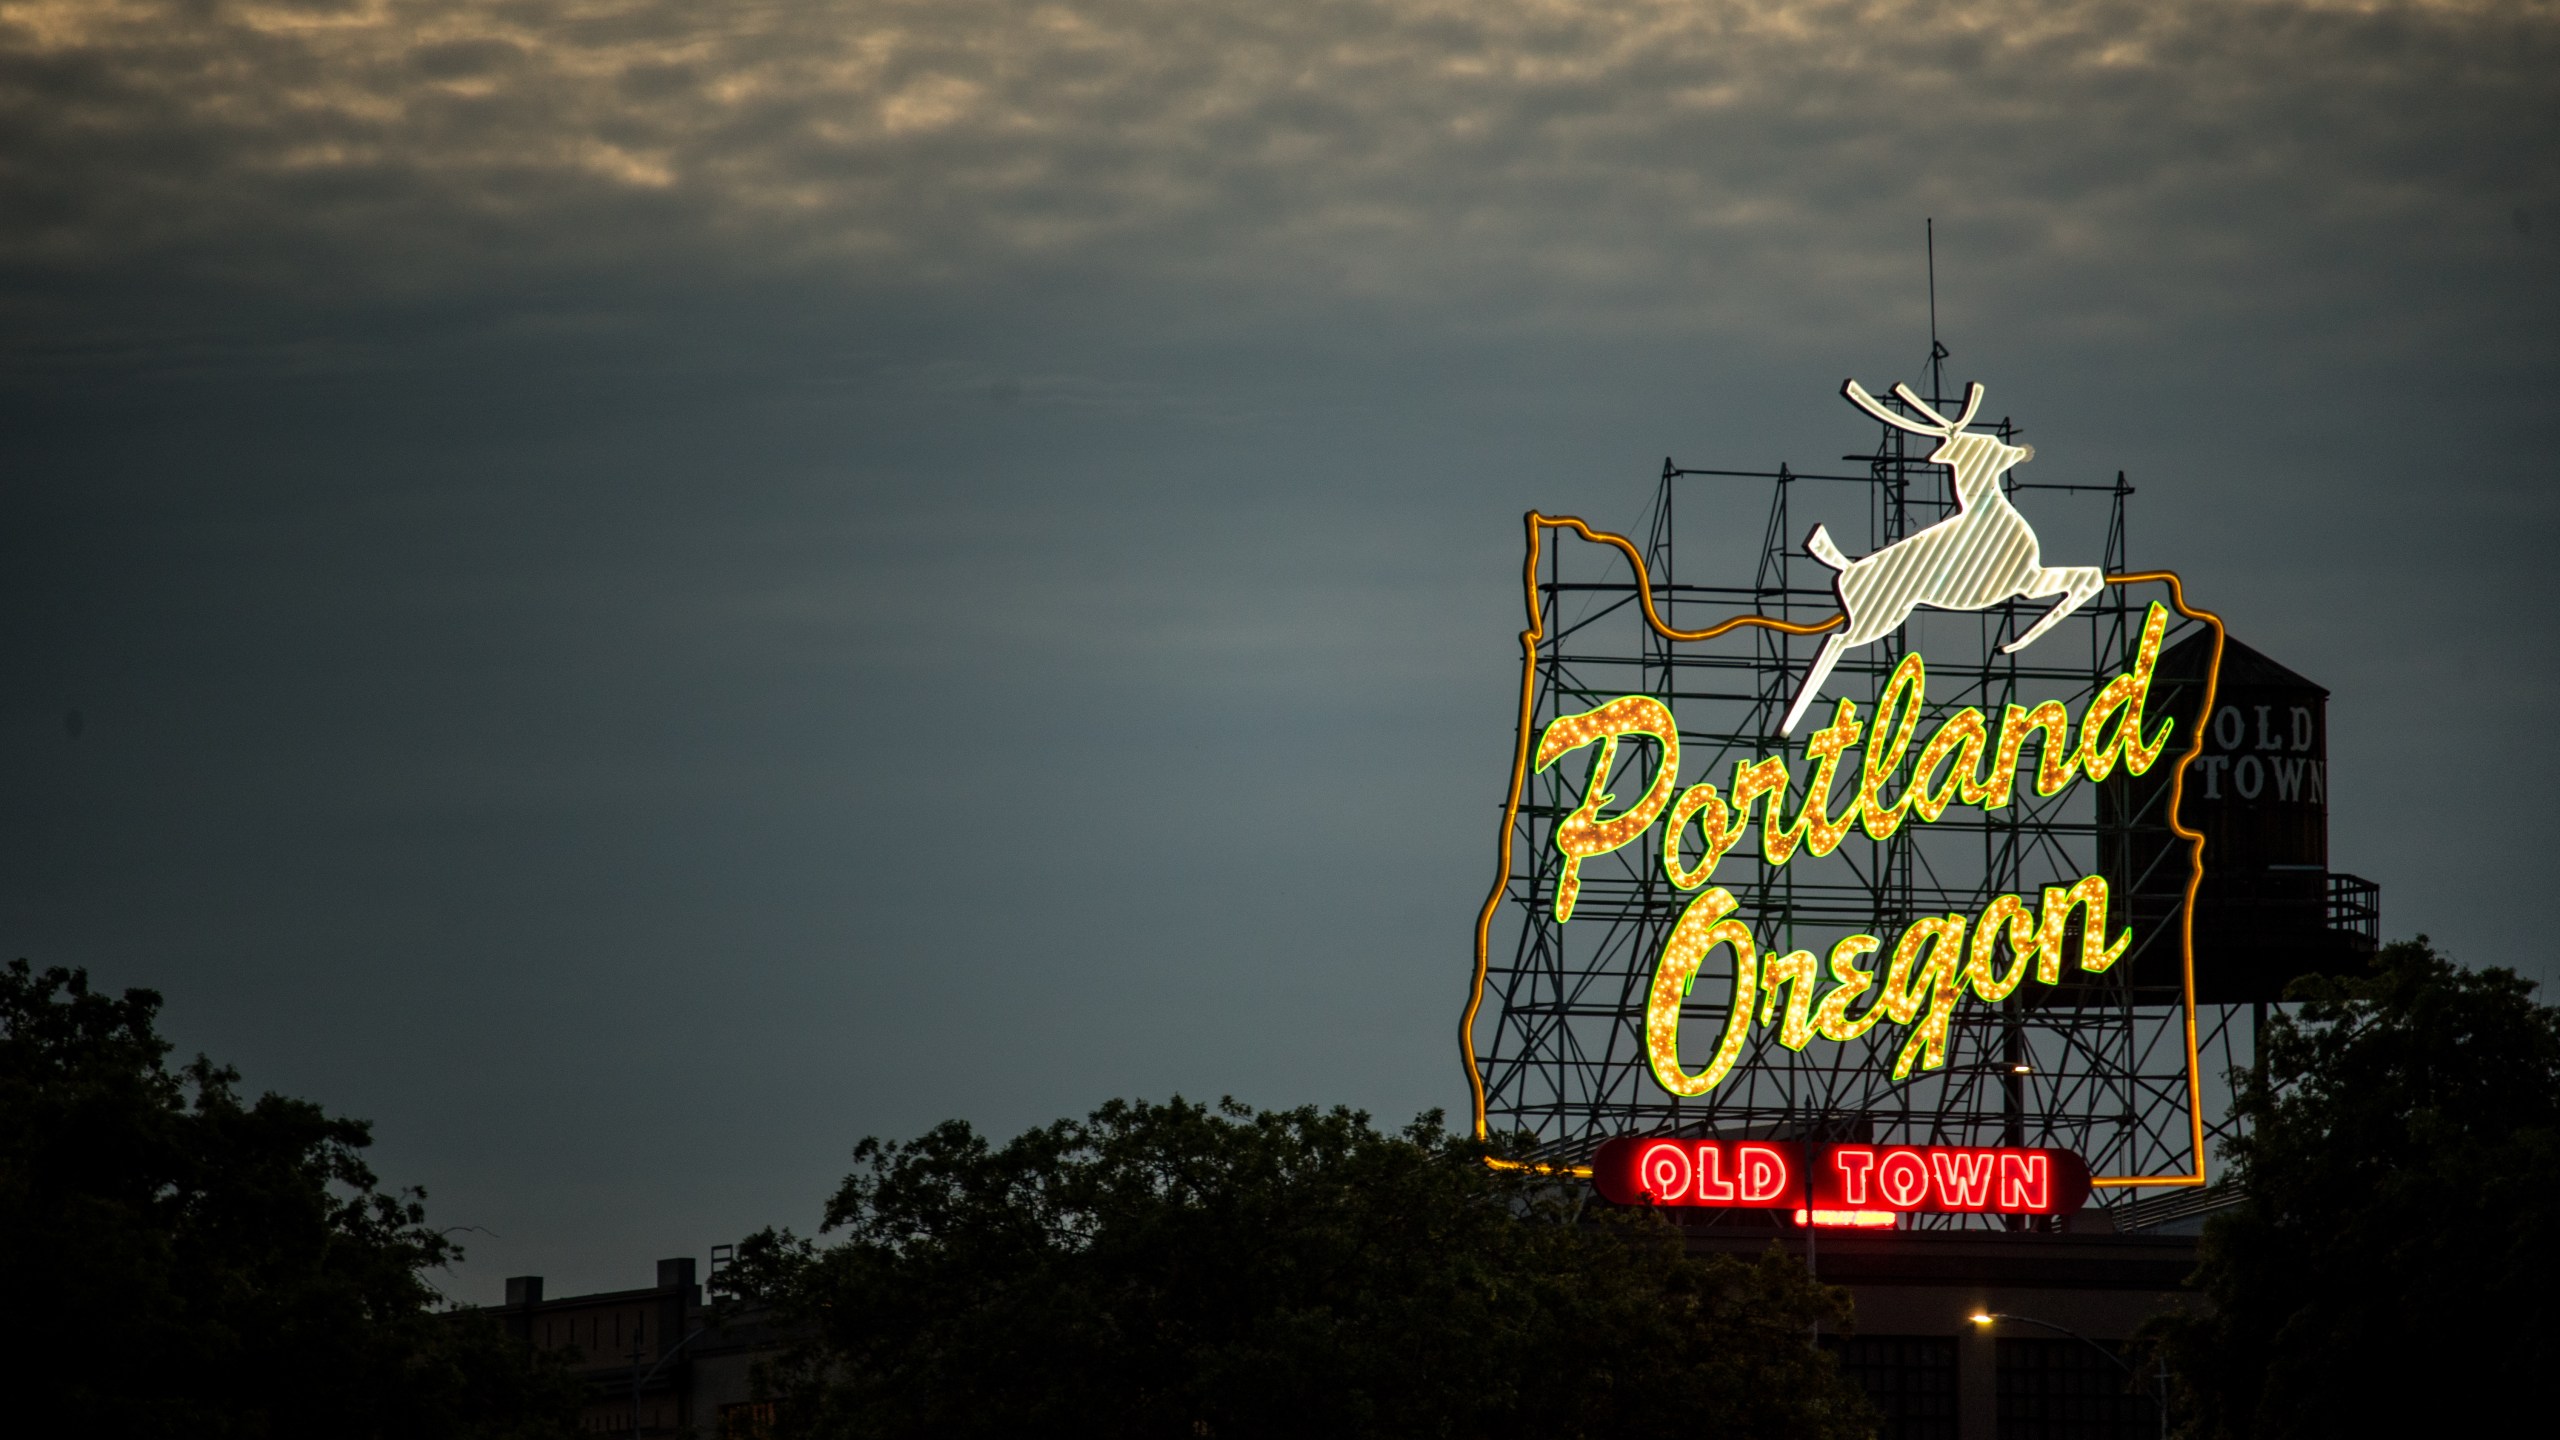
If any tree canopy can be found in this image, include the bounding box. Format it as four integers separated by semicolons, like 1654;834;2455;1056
2150;938;2560;1436
0;959;578;1438
726;1096;1873;1440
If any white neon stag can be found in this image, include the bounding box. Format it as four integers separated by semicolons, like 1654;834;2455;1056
1781;379;2103;736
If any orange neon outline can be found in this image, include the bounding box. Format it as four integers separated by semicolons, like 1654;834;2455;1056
1460;515;2223;1191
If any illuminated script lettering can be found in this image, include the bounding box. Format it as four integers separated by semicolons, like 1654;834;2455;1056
1535;602;2173;1096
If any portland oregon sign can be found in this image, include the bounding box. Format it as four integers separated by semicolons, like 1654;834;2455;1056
1461;373;2242;1223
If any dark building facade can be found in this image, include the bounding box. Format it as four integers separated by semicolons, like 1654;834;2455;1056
489;1255;785;1438
493;1222;2213;1440
1681;1201;2218;1440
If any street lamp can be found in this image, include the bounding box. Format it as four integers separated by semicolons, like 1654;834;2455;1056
629;1324;709;1440
1970;1311;2168;1440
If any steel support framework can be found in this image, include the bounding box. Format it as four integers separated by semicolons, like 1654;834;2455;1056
1470;392;2258;1220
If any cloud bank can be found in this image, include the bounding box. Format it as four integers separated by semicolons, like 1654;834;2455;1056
3;0;2551;351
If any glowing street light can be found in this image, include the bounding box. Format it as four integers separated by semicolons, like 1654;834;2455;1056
1971;1311;2166;1440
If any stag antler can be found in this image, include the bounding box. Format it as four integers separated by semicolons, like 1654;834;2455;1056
1892;381;1983;433
1841;378;1986;435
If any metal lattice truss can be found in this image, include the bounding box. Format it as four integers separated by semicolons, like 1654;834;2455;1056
1466;405;2248;1217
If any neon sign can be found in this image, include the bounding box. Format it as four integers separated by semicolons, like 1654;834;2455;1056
1546;601;2175;1095
1459;373;2231;1193
1589;1137;2092;1220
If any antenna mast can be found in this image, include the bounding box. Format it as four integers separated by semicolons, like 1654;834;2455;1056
1926;218;1947;403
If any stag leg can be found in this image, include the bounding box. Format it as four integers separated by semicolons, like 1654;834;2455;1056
1781;633;1852;737
2000;567;2105;654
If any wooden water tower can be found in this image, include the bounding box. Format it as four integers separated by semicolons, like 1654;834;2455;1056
2103;630;2378;1003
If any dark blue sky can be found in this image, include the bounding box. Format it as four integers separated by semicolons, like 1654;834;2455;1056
2;0;2554;1302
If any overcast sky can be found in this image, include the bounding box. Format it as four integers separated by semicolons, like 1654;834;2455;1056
3;0;2554;1303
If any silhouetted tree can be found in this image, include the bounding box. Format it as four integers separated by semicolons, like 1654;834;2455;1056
2148;939;2560;1436
727;1097;1873;1440
0;959;579;1438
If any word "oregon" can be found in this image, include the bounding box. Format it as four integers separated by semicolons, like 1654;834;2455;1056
1645;878;2132;1096
1534;603;2176;924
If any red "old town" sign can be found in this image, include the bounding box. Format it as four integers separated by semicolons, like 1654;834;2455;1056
1591;1136;2091;1218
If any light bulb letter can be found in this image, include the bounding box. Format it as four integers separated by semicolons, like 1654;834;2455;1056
1644;887;1759;1097
1535;696;1680;922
